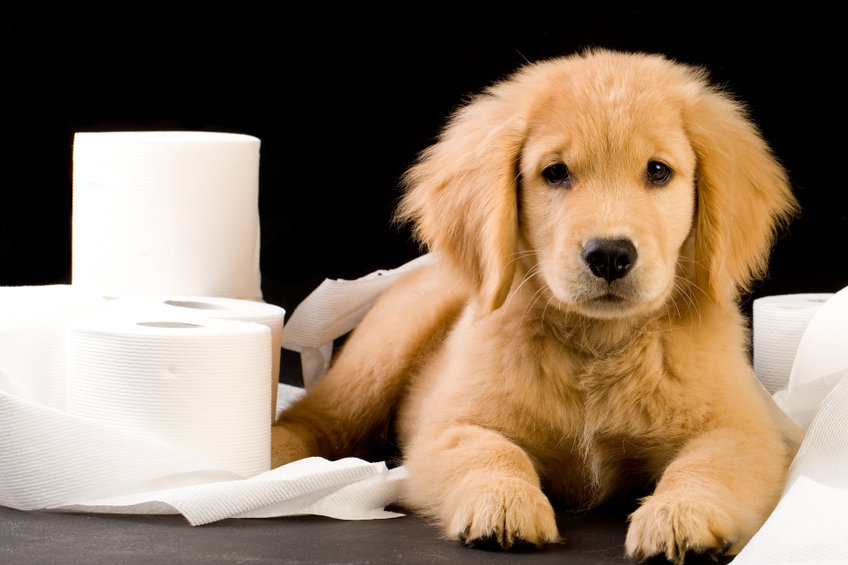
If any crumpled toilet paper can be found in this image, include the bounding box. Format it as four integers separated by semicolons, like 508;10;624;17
282;253;436;387
0;379;405;523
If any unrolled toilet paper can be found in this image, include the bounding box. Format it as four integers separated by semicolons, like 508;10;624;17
66;316;272;477
283;253;437;387
0;381;404;522
72;131;262;299
0;285;107;409
107;296;285;419
752;293;832;393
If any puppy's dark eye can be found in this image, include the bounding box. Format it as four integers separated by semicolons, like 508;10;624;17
646;161;673;186
542;163;572;188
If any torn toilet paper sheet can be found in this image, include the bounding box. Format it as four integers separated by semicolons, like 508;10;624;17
0;383;405;524
55;457;407;526
282;253;437;387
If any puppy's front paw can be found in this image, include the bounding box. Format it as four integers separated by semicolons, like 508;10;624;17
625;496;734;564
446;477;559;550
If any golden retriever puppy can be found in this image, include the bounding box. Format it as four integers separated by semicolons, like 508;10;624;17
272;50;797;563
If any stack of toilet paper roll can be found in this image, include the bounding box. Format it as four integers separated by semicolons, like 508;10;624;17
0;131;405;524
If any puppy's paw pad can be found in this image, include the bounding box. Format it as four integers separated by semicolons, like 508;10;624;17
625;496;734;564
448;477;559;550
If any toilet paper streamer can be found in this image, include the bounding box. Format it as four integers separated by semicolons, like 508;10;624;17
72;131;262;299
107;296;284;420
753;293;832;393
0;383;405;523
0;285;107;409
282;253;437;387
66;316;272;477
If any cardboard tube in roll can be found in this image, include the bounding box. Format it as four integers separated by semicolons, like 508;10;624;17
107;295;284;419
66;317;271;477
72;131;262;299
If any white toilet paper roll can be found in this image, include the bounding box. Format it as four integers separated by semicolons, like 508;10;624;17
72;131;262;299
0;285;107;408
66;317;271;477
752;293;832;393
107;296;285;418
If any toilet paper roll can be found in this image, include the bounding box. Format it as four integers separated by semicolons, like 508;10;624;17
72;131;262;299
107;296;285;419
0;285;107;409
66;317;271;477
752;293;832;393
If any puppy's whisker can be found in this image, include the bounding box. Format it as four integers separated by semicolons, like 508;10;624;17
520;272;550;324
498;257;545;328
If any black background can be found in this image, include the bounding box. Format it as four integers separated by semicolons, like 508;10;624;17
2;1;846;316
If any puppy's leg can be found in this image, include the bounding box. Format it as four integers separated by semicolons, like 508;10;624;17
272;262;466;467
625;426;788;564
403;424;560;550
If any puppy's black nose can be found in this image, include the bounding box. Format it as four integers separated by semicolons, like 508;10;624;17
581;238;637;283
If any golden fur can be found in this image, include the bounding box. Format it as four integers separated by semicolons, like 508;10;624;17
272;50;798;563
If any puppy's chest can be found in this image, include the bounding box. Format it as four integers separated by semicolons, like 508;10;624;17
524;345;691;503
539;337;686;436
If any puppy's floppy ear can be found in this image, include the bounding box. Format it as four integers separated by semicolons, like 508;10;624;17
397;84;526;311
684;81;798;303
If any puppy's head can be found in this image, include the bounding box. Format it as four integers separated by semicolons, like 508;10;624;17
399;50;797;318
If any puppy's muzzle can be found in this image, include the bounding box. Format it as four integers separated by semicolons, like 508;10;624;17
581;238;637;283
